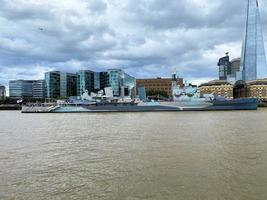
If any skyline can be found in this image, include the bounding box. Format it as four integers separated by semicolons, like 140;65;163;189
1;0;267;90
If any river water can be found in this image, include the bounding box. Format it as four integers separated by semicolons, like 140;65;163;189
0;110;267;200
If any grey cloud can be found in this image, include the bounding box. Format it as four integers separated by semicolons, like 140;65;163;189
0;0;267;90
115;0;246;29
87;0;107;13
0;38;33;54
0;0;54;20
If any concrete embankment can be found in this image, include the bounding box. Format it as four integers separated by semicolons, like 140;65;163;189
259;102;267;107
21;106;57;113
0;104;21;110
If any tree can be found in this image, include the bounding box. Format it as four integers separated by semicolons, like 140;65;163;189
147;90;169;100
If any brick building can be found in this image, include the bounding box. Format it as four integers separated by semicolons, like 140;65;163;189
199;80;233;99
136;77;183;98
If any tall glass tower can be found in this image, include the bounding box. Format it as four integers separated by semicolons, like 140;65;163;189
240;0;267;81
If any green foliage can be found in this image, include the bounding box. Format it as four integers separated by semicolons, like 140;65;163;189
147;90;169;98
57;96;67;100
0;97;18;104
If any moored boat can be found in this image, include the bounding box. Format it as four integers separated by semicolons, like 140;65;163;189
47;98;258;113
21;82;259;113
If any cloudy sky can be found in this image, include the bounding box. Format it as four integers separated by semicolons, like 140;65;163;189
0;0;267;90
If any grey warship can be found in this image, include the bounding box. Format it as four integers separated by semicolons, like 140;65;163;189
21;84;259;113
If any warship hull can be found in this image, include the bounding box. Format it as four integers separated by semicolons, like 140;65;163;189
21;98;259;113
45;98;259;113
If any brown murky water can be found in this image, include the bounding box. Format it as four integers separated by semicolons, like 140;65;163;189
0;110;267;200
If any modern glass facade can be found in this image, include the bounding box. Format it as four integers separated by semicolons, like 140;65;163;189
230;58;241;77
60;72;67;98
240;0;267;81
9;80;34;98
0;85;6;100
9;80;45;98
66;73;77;97
45;71;77;99
40;69;135;98
108;69;136;97
108;69;121;96
138;85;147;101
122;72;136;97
100;72;110;90
32;80;45;99
218;55;230;80
94;72;101;91
77;70;110;96
76;70;95;96
45;71;60;99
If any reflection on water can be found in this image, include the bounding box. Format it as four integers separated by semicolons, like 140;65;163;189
0;110;267;200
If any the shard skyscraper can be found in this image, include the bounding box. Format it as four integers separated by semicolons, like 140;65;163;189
240;0;267;81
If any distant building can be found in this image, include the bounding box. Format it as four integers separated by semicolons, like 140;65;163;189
136;75;183;98
61;72;77;98
45;71;77;99
240;0;267;81
10;80;33;98
226;58;241;83
0;85;6;100
32;80;45;99
217;53;241;83
94;72;101;91
77;71;110;96
199;80;233;99
230;58;241;77
77;70;94;96
93;72;110;91
138;86;147;101
218;54;231;80
99;72;110;91
46;69;134;98
108;69;136;97
45;71;60;99
234;79;267;102
9;80;45;98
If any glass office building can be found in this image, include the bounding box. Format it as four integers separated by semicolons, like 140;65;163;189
46;69;135;98
138;85;147;101
32;80;45;99
100;72;110;90
9;80;45;98
240;0;267;81
9;80;34;98
0;85;6;100
108;69;121;96
218;55;231;80
94;72;101;91
108;69;136;97
64;73;77;97
45;71;77;99
77;70;95;96
45;71;60;99
77;71;110;96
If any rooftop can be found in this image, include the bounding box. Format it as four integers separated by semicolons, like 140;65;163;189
230;58;241;62
199;80;232;87
246;78;267;86
137;77;182;81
